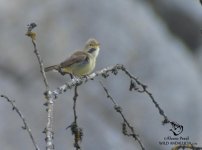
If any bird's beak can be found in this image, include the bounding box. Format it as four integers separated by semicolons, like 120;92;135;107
88;48;97;53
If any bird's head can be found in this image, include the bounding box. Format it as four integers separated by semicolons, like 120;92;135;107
84;38;100;58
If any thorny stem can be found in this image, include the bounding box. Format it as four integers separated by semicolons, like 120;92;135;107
66;85;83;150
73;85;78;124
1;95;40;150
121;66;169;124
99;82;145;150
73;85;80;150
31;39;49;90
26;23;54;150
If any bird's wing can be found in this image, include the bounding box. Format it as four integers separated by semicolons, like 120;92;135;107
60;51;89;67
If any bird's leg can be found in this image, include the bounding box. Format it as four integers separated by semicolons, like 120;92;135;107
69;74;74;79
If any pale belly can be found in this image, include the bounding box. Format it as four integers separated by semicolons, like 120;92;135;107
71;58;95;76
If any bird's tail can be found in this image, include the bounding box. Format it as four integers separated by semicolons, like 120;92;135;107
44;65;59;72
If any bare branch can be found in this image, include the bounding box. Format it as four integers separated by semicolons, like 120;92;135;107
73;85;79;124
43;91;54;150
26;23;54;150
26;23;49;90
99;82;145;150
66;85;83;150
1;94;40;150
121;66;170;125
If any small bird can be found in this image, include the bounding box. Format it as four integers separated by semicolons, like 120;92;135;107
45;38;100;78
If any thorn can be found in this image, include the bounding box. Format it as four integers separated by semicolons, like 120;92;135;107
21;126;26;130
142;84;147;90
162;118;170;125
12;106;15;110
122;122;127;135
114;105;122;112
43;102;48;106
111;68;118;75
42;128;47;134
102;72;109;78
129;80;135;91
66;124;72;130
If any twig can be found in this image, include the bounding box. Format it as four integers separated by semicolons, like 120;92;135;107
1;94;40;150
32;38;49;89
43;91;54;150
99;82;145;150
72;85;82;149
66;85;83;149
121;66;170;125
73;85;79;124
26;23;49;90
26;23;54;150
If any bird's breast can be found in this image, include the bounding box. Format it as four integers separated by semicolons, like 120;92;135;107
71;55;95;76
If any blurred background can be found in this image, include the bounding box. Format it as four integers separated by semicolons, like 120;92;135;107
0;0;202;149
